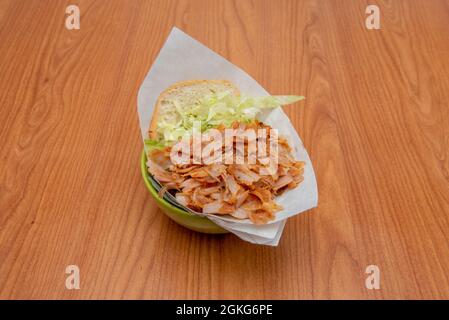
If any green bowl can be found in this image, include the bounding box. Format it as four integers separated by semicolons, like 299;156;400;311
140;150;228;234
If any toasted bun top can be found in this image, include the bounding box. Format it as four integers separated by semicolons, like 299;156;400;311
148;80;240;140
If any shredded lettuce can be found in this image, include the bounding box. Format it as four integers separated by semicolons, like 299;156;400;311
156;93;305;144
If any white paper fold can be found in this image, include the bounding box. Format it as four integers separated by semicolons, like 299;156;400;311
137;27;318;245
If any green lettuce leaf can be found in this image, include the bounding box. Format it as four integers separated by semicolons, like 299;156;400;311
144;138;166;151
156;93;305;144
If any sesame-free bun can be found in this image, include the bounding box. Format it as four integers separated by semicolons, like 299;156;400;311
149;80;240;139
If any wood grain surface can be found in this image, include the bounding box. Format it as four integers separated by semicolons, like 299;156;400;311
0;0;448;299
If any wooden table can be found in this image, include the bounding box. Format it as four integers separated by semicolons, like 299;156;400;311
1;0;448;299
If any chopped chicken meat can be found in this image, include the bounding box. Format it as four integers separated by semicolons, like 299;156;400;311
147;121;305;224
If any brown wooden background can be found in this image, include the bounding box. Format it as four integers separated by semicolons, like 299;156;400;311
1;0;448;299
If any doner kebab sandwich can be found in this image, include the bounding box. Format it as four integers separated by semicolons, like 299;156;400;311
145;80;305;225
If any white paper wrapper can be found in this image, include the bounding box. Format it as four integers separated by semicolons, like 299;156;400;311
137;27;318;245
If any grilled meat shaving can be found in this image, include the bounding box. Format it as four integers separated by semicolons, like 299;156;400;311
147;121;305;224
